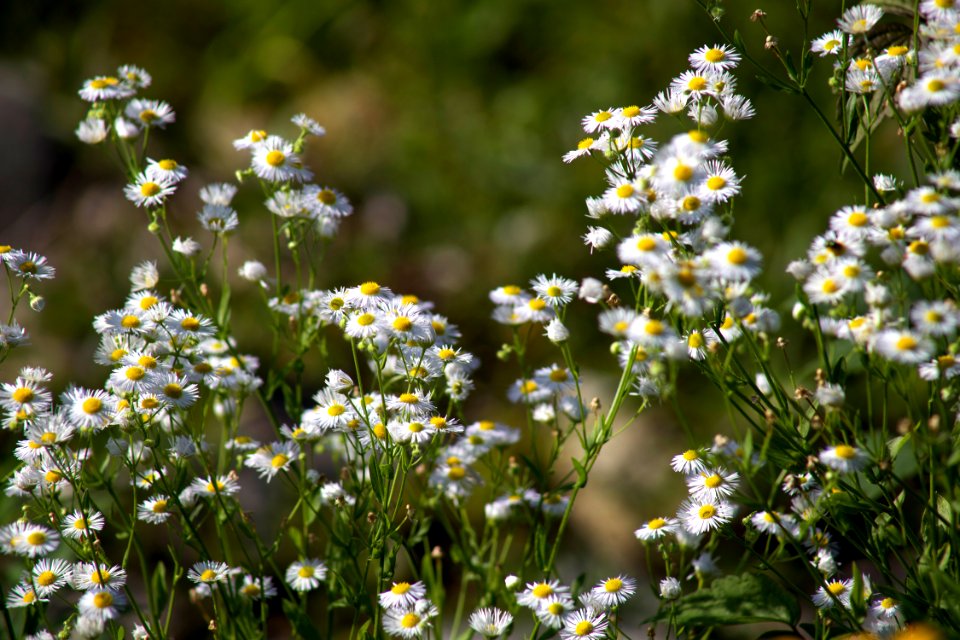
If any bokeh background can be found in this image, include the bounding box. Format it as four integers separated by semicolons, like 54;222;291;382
0;0;907;637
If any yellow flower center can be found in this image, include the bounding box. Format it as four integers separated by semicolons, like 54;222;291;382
834;444;857;459
704;474;723;488
22;590;36;604
821;279;839;294
401;613;420;629
317;189;337;204
616;184;635;198
532;583;553;598
180;316;201;331
529;298;547;311
604;578;623;592
265;150;286;167
827;581;846;595
447;466;466;480
360;282;381;296
706;176;726;190
26;531;46;546
705;48;726;63
896;336;918;351
593;111;612;123
393;317;412;332
12;387;33;404
673;163;694;181
682;449;699;461
682;195;701;211
157;159;178;171
548;602;565;615
688;332;704;348
521;380;539;394
298;566;315;578
687;76;708;91
90;569;111;585
575;621;595;636
698;504;717;519
271;453;289;468
549;369;569;382
163;383;183;399
647;517;667;530
928;79;946;92
36;571;57;586
408;422;424;433
577;137;594;150
391;582;411;595
200;569;218;582
356;313;375;326
152;500;168;513
140;182;161;197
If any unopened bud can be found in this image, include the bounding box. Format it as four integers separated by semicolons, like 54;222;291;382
750;9;767;21
28;294;45;312
431;546;443;559
764;35;778;50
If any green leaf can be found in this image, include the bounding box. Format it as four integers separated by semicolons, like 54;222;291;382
669;573;800;626
283;598;323;640
887;433;911;460
571;458;588;489
151;561;168;618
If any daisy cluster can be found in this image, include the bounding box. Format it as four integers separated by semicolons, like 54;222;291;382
0;243;53;359
564;48;775;398
377;581;440;638
789;168;960;397
500;575;635;639
813;3;960;111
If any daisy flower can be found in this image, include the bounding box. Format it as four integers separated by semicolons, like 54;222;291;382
837;4;883;34
136;496;172;524
563;136;604;163
126;100;175;128
238;575;277;600
190;474;241;499
468;607;513;637
7;583;46;608
244;441;298;481
705;242;762;281
61;510;104;540
379;581;426;609
873;329;934;364
686;467;740;501
581;108;617;133
590;575;636;608
15;525;58;557
198;204;239;234
188;561;230;585
78;589;126;621
531;274;578;308
602;180;645;214
73;563;126;591
32;558;73;596
286;559;327;592
382;603;437;638
671;449;708;474
689;44;741;71
678;498;736;534
635;516;679;542
251;135;311;183
560;610;607;639
536;596;576;629
79;75;134;102
303;185;353;218
517;579;570;610
124;172;176;208
819;443;870;473
813;578;853;609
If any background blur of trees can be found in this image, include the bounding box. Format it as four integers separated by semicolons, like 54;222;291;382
0;0;909;634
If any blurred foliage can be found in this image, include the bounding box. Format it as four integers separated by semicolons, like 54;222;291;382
0;1;913;631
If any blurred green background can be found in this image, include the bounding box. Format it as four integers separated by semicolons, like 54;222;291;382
0;0;908;636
